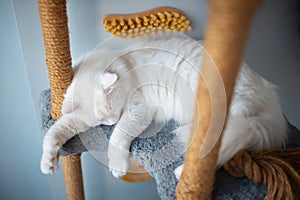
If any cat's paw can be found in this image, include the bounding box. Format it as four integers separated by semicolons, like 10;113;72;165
174;164;184;180
108;156;130;178
108;144;130;178
109;167;127;178
40;144;60;174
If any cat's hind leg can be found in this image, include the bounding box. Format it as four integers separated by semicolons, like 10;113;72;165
172;124;191;180
174;164;184;180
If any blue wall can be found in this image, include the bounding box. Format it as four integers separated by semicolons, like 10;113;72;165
0;0;52;199
0;0;299;199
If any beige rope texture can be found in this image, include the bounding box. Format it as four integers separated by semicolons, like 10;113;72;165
38;0;73;120
38;0;84;199
176;0;261;199
61;154;85;200
224;148;300;200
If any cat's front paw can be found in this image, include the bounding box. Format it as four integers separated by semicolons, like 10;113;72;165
109;166;127;178
108;144;130;178
40;144;60;174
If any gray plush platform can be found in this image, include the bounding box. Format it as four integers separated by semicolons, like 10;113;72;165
40;89;300;200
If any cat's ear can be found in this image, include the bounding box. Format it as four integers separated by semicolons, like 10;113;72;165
100;72;118;90
62;99;78;115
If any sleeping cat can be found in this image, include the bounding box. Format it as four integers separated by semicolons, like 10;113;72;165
40;37;287;178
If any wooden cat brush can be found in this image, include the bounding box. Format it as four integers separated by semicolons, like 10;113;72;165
102;7;192;38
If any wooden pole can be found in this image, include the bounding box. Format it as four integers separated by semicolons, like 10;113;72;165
176;0;261;199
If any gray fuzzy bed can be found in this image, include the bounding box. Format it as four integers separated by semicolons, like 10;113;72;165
40;89;300;200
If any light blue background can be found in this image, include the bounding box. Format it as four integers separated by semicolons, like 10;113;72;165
0;0;299;199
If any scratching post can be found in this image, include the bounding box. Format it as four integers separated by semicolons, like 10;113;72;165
38;0;73;120
61;154;85;200
38;0;84;199
176;0;261;199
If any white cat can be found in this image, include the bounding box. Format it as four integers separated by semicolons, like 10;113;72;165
40;37;287;179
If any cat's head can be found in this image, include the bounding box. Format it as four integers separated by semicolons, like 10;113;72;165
61;71;121;127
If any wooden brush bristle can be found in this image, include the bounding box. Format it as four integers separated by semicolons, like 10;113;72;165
102;7;192;38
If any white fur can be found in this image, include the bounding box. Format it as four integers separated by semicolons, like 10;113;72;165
41;38;287;178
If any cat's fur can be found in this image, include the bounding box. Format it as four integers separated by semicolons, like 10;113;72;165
40;38;287;178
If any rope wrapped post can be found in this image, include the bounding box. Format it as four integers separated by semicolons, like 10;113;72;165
38;0;84;199
37;0;73;119
176;0;261;199
61;154;85;199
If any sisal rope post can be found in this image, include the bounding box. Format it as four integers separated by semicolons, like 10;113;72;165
38;0;84;199
37;0;73;120
176;0;261;199
61;154;85;200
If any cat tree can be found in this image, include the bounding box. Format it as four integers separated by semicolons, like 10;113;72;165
38;0;300;199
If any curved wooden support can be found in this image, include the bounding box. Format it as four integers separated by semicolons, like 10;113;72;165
176;0;261;199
